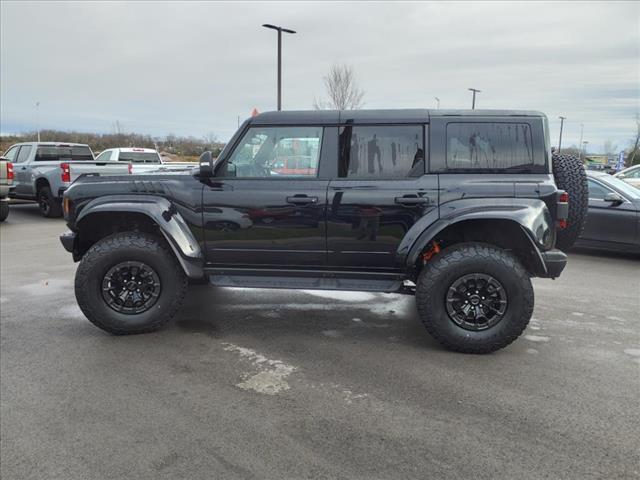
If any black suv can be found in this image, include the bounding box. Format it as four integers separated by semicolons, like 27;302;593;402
60;109;585;353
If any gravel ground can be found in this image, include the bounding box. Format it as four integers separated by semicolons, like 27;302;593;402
1;203;639;480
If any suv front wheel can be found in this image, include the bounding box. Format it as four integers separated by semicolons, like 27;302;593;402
75;232;187;334
416;243;534;354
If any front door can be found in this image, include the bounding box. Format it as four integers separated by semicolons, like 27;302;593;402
203;125;330;267
582;178;638;247
326;124;438;270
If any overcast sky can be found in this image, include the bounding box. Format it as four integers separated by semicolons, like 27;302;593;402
1;1;638;152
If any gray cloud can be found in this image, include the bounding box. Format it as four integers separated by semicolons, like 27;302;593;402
1;1;638;152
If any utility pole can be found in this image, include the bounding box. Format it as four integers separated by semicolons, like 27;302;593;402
468;88;481;109
435;97;440;109
36;101;40;142
558;116;566;152
262;24;296;111
582;140;588;160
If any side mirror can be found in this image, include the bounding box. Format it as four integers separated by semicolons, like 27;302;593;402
198;151;215;178
604;192;624;204
617;173;626;179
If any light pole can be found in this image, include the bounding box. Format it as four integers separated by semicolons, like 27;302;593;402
558;116;566;152
262;24;296;111
468;88;480;109
578;123;584;160
36;101;40;142
582;140;588;161
435;97;440;109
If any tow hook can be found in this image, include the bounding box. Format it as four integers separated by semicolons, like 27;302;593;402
421;241;441;263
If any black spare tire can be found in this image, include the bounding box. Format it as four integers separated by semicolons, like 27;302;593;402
552;152;588;251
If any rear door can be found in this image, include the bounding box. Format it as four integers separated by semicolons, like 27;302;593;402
326;123;438;270
202;124;332;267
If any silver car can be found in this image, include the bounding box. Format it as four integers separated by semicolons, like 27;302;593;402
614;164;640;189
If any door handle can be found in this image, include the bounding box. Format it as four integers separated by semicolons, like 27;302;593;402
395;196;429;205
286;195;318;204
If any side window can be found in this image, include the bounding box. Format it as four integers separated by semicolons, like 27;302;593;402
3;146;20;162
338;125;424;179
446;122;541;172
15;145;32;163
587;179;613;200
626;168;640;179
95;151;112;162
223;126;322;178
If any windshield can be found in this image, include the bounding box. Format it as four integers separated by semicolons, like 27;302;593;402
35;146;93;161
118;152;161;164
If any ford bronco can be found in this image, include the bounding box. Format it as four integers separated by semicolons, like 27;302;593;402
59;109;587;353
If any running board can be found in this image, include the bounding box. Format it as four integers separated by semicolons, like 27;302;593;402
206;268;407;293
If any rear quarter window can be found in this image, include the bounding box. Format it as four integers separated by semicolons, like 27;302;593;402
446;122;544;173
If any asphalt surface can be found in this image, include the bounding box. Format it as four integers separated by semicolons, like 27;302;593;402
1;203;639;480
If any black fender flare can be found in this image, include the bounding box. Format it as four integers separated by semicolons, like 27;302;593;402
75;195;204;279
399;198;554;276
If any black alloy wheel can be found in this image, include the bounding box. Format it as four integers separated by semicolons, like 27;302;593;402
445;273;508;331
101;261;162;314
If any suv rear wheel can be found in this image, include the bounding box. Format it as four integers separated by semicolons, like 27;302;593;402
75;232;187;334
415;243;533;354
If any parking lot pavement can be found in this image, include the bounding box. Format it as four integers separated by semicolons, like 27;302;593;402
1;203;639;480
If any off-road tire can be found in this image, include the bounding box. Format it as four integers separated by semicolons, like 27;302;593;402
75;232;187;335
416;243;534;354
0;201;9;222
37;186;63;218
552;152;588;251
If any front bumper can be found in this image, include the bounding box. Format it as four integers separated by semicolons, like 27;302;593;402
540;249;567;278
60;231;76;254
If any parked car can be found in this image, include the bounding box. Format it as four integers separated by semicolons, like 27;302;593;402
2;142;130;217
96;147;197;174
60;109;587;354
0;156;14;222
575;171;640;253
614;164;640;189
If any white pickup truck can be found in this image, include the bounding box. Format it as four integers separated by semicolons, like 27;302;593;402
96;148;197;174
3;142;130;217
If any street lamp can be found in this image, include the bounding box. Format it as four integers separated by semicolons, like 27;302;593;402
36;101;40;142
262;24;296;111
578;123;584;160
558;116;566;153
435;97;440;109
468;88;481;109
582;140;589;160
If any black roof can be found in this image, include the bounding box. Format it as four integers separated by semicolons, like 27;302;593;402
250;109;546;125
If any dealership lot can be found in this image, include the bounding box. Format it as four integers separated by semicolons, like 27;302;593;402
1;203;639;480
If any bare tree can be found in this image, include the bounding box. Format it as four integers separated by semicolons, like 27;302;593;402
314;64;365;110
628;115;640;166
